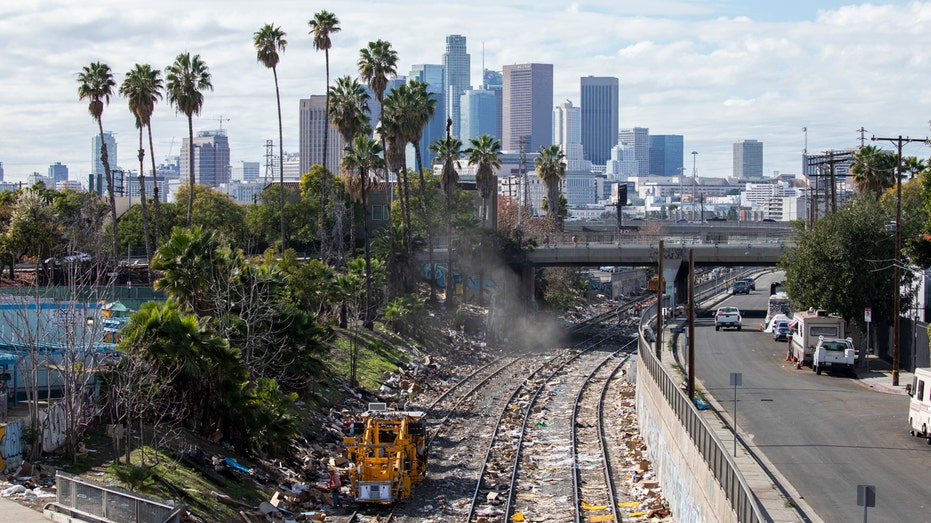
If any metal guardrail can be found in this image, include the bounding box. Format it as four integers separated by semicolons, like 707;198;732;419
639;303;767;523
52;472;183;523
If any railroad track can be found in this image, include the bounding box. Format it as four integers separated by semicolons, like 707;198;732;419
466;315;638;523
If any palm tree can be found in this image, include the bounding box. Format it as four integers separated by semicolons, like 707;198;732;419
429;126;462;303
341;134;385;330
358;39;398;119
381;84;416;252
120;64;162;266
328;76;371;259
902;156;927;179
309;11;341;254
850;144;896;197
77;61;119;259
465;134;502;229
165;52;213;227
535;144;567;224
254;24;288;253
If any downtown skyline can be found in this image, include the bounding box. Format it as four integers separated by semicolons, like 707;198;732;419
4;0;931;183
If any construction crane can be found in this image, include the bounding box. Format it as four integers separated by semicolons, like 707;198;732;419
215;115;230;133
163;137;176;164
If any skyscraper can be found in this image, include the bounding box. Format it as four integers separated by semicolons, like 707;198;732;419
503;63;553;152
618;127;650;178
482;69;504;140
409;65;447;164
553;100;585;171
734;139;764;178
92;131;117;175
580;76;619;166
48;162;69;183
648;135;684;177
299;95;345;176
180;130;230;187
443;35;471;138
460;90;497;143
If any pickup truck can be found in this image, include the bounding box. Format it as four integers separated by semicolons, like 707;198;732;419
714;307;742;331
812;336;856;376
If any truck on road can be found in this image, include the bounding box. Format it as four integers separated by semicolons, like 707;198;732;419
812;336;856;376
908;368;931;444
715;306;742;331
790;309;845;367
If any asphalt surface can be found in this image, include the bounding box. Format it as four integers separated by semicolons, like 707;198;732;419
689;272;929;523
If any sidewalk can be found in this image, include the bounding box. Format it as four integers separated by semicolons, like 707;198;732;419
0;496;50;522
854;354;913;395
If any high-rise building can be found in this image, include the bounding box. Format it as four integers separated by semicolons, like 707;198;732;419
580;76;619;166
553;100;586;171
734;139;764;178
443;35;471;138
408;65;446;165
503;63;553;152
460;89;497;143
482;69;504;140
48;162;69;183
299;95;345;176
0;161;4;182
231;161;261;182
92;131;118;175
648;135;684;177
618;127;650;177
180;130;230;188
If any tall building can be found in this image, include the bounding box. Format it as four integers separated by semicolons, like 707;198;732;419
618;127;650;177
482;69;504;140
503;63;553;152
443;35;471;138
734;139;764;179
408;65;446;165
553;100;586;171
231;161;261;182
180;130;230;187
48;162;69;183
580;76;619;166
0;161;4;181
92;131;118;175
648;135;684;177
460;89;497;143
299;95;345;176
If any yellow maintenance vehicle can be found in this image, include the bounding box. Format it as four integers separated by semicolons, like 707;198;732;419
343;403;427;504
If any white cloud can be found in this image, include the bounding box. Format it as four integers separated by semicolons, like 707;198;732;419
2;0;931;182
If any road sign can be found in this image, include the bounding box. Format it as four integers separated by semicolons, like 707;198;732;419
865;307;872;323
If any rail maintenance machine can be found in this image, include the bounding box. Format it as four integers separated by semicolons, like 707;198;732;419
343;403;427;504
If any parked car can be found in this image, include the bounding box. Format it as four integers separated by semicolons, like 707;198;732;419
732;280;750;295
773;321;791;342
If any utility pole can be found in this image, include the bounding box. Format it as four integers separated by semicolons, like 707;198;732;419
857;127;869;148
691;151;698;222
871;134;930;386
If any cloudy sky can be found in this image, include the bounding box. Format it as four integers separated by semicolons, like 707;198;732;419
3;0;931;184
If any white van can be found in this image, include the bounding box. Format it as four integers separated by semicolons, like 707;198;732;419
908;368;931;444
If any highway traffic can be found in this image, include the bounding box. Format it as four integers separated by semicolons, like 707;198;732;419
693;271;931;522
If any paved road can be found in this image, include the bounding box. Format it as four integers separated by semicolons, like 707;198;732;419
694;273;931;522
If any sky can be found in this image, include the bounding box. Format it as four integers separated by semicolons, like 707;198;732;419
4;0;931;184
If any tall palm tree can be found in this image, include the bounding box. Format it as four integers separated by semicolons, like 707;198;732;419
429;126;462;303
381;84;416;252
309;11;341;254
342;134;385;330
850;144;896;197
120;64;162;266
358;39;398;120
254;24;288;253
328;76;371;259
535;144;567;224
165;52;213;227
902;156;927;179
77;61;119;259
465;134;502;229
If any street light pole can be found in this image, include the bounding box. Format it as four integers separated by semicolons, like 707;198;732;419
691;151;698;221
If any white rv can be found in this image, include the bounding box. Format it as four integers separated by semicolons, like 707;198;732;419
789;309;845;367
908;368;931;444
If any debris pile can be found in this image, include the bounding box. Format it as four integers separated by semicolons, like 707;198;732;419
1;462;57;508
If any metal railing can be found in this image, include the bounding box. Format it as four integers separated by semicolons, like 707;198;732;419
639;304;767;523
52;472;183;523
